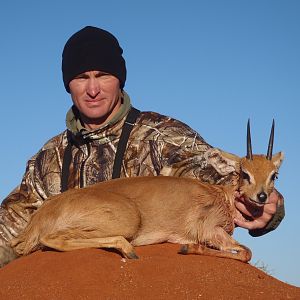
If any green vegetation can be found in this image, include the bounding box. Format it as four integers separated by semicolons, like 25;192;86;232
253;260;274;276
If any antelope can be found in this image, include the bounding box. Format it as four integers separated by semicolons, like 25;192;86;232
2;121;283;265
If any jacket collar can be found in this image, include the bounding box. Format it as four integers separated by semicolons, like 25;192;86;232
65;91;132;144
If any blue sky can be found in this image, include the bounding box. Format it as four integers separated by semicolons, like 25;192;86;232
0;0;299;287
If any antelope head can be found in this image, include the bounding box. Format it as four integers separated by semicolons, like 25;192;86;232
239;120;284;206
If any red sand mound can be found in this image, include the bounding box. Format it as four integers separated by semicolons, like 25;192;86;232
0;243;299;300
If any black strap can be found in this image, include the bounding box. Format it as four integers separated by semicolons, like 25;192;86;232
61;131;73;193
112;107;140;179
60;107;141;192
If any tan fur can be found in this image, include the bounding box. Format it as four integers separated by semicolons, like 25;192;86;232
10;149;284;263
239;153;283;205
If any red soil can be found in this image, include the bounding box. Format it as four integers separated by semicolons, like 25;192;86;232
0;243;299;300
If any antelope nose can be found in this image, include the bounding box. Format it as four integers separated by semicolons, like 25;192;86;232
257;192;267;203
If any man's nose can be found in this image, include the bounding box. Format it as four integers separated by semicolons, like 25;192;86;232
86;77;100;97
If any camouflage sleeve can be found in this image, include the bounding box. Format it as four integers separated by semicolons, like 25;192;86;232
158;126;239;186
0;131;67;247
0;154;46;246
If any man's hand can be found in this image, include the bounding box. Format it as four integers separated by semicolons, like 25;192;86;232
234;190;280;230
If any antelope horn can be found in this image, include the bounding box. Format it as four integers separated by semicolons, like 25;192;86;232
246;119;253;160
266;119;275;160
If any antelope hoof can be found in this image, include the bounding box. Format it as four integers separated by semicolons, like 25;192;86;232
178;244;189;255
0;245;17;267
127;251;139;259
240;245;252;262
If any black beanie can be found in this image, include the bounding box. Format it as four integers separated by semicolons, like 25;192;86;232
62;26;126;92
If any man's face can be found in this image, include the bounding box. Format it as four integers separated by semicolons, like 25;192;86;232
69;70;121;130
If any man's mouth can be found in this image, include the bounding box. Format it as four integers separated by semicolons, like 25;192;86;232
84;98;106;106
86;98;102;103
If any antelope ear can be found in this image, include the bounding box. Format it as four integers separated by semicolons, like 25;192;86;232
272;152;284;170
204;148;240;175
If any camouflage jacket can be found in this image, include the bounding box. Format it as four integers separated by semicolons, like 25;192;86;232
0;92;284;245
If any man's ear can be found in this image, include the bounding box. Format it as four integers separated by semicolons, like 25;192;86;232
204;148;240;175
272;151;284;170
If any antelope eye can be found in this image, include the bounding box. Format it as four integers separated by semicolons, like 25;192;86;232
271;172;278;181
242;171;251;183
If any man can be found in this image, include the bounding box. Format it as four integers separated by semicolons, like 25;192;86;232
0;26;284;265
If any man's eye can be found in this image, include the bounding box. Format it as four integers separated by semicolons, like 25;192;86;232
75;75;87;80
242;171;251;183
96;73;110;79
